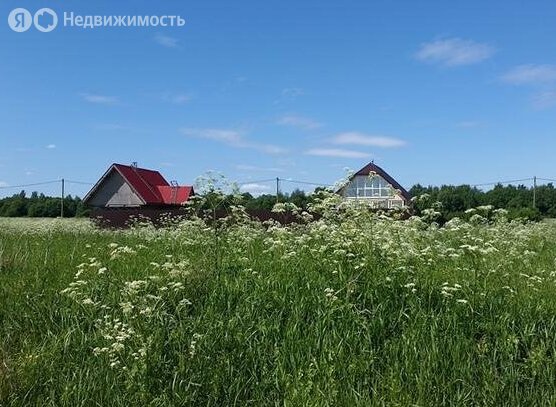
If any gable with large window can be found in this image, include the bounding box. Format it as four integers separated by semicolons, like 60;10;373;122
344;175;393;198
342;174;405;207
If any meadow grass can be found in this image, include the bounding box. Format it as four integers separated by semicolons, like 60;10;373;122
1;203;556;406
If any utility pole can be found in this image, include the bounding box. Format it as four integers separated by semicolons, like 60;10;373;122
276;177;280;203
61;178;65;218
533;176;537;209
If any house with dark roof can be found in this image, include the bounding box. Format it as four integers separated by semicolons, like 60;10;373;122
83;163;194;208
337;162;410;208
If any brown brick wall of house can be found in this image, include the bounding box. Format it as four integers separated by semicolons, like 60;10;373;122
89;207;318;228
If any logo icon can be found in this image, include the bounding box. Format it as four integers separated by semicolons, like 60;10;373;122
33;8;57;32
8;8;32;32
8;7;58;32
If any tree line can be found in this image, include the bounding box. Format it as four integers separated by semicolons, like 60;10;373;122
207;184;556;221
409;183;555;221
1;183;555;220
0;191;89;217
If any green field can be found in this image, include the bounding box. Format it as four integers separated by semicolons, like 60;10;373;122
1;201;556;406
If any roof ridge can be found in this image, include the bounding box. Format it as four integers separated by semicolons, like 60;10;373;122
116;163;163;175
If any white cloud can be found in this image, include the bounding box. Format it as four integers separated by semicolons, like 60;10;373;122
95;123;127;131
220;76;249;93
305;148;371;159
235;164;258;171
532;90;556;109
281;87;304;98
0;181;8;187
182;128;242;143
274;87;305;104
181;128;286;154
255;144;287;154
240;183;272;195
155;33;179;48
82;93;118;105
501;65;556;85
455;121;481;128
415;38;494;67
331;132;406;148
277;115;323;130
161;92;192;104
235;164;284;172
46;144;56;149
171;93;191;104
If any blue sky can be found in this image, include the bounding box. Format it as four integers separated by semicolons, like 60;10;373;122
1;0;555;197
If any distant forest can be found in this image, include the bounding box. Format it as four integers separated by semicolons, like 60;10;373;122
1;183;555;220
0;191;88;218
408;183;554;221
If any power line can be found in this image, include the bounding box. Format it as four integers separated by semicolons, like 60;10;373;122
280;178;333;187
65;180;94;185
471;177;534;187
235;176;546;190
0;180;60;189
241;176;544;190
236;178;277;186
1;175;555;194
236;177;332;187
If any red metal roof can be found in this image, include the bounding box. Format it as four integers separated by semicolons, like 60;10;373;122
84;163;194;206
156;186;194;205
113;164;169;204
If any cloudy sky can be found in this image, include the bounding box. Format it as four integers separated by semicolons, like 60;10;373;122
1;0;555;197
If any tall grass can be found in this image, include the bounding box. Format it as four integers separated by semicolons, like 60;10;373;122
1;201;556;406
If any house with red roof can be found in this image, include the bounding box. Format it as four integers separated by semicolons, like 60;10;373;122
83;163;194;208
